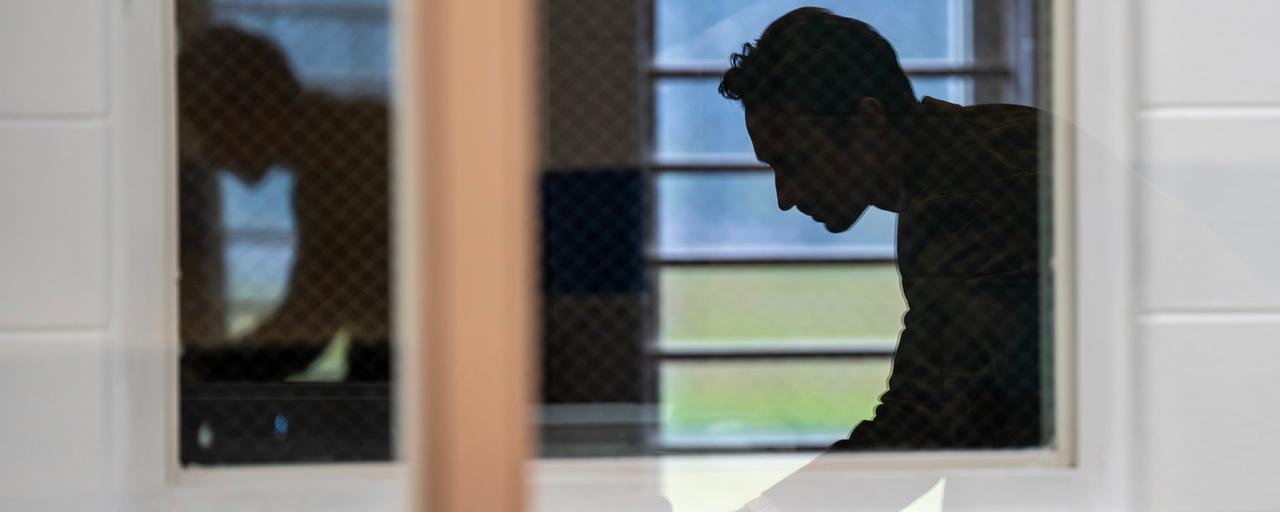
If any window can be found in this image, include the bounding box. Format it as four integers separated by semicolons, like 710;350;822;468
536;0;1057;463
646;0;1051;451
202;0;391;337
176;0;395;465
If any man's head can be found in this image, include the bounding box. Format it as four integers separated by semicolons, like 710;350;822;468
719;8;916;232
178;26;302;182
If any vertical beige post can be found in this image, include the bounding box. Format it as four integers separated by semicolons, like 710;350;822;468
398;0;538;510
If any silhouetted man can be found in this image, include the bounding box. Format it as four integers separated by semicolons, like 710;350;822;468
178;26;391;381
720;8;1047;451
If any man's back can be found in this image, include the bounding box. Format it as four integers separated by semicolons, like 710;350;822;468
842;98;1048;449
246;92;392;348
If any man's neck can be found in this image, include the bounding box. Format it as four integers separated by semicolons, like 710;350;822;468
882;100;949;211
271;99;309;174
867;118;913;213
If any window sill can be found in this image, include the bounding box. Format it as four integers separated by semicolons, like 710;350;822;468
169;463;405;511
534;450;1078;511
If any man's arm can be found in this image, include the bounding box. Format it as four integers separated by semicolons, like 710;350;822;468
843;268;1043;449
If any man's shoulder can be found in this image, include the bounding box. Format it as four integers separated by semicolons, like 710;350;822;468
296;92;390;128
920;97;1045;140
902;99;1044;239
958;102;1044;123
914;98;1044;186
922;96;1044;123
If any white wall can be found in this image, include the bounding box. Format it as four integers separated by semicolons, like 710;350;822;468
1137;1;1280;510
0;2;408;510
2;0;1278;511
0;1;172;510
0;0;113;510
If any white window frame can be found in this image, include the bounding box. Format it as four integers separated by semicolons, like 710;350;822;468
106;0;1135;509
109;0;419;509
539;0;1142;509
123;0;537;507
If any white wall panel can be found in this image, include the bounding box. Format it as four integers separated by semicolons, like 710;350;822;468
1139;114;1280;311
1142;0;1280;105
1141;318;1280;511
0;0;107;116
0;336;107;509
0;122;108;329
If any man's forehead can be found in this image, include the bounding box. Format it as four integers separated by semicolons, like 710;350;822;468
746;100;799;121
745;101;800;140
748;101;831;151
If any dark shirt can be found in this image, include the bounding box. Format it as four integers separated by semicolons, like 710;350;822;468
182;93;393;383
839;97;1049;450
247;92;392;348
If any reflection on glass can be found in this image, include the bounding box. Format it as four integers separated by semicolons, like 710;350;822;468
213;1;391;97
661;360;891;447
657;172;897;258
219;170;296;336
177;0;394;466
655;0;968;66
220;170;296;231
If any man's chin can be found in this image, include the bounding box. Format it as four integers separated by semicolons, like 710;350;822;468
820;205;871;233
822;218;856;233
227;164;272;184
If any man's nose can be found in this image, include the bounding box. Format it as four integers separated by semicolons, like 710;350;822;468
775;172;796;211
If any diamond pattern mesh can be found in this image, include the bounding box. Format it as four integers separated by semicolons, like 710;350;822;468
538;2;1054;456
176;1;393;464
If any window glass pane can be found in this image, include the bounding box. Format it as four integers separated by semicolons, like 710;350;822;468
533;0;1056;464
659;265;904;348
213;2;391;97
220;170;296;336
178;0;394;465
655;0;968;67
661;360;891;447
914;75;972;105
657;172;897;257
655;77;972;161
654;79;754;162
220;169;295;231
224;243;294;335
233;0;387;7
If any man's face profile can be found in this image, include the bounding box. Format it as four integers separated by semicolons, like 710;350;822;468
745;98;894;233
177;27;298;185
179;89;276;184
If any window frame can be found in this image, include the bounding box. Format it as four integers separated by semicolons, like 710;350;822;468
175;0;400;465
118;0;535;507
187;0;392;344
107;0;1139;507
111;0;408;506
542;0;1147;505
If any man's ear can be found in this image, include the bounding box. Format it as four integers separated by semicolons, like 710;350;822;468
855;97;889;134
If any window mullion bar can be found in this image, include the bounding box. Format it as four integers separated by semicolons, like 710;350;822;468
649;63;1013;79
653;256;896;266
648;162;771;172
648;349;895;360
211;0;389;20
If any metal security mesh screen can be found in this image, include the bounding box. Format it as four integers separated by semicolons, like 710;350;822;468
176;0;393;465
539;0;1054;457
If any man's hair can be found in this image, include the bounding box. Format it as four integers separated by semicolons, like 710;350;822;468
718;8;916;118
178;25;302;119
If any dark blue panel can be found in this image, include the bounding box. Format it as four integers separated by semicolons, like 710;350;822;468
540;169;648;295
